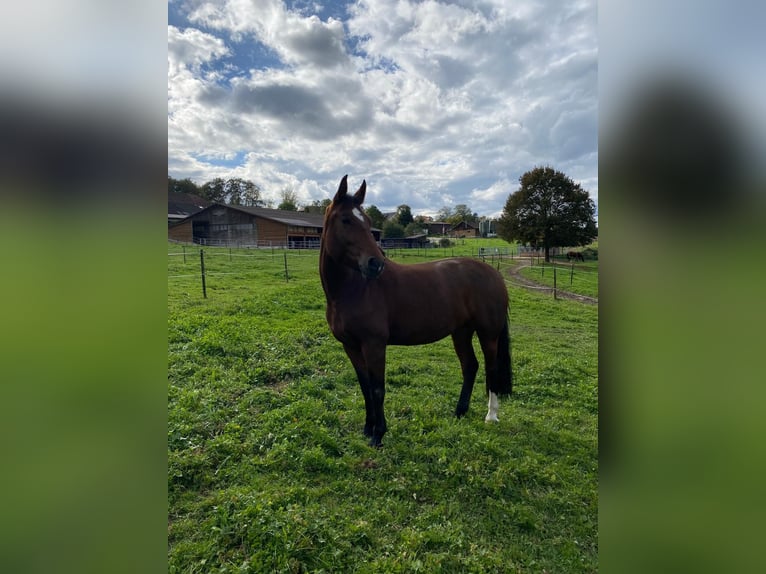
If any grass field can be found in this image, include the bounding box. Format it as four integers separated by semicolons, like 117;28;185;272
518;260;599;299
168;239;598;573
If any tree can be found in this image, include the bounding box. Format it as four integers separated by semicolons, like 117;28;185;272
226;178;262;206
365;205;386;229
382;220;405;239
168;176;201;195
404;222;425;237
196;177;262;205
303;199;332;214
436;206;453;222
498;166;597;261
395;205;413;227
200;177;227;203
447;204;478;226
278;188;299;211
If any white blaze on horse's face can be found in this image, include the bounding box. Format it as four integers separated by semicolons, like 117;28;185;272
352;207;365;223
485;392;499;423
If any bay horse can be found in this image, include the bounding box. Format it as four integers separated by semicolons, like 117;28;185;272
567;250;585;262
320;175;512;447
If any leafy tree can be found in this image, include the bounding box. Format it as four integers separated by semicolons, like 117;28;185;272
241;180;263;207
395;205;413;227
448;204;478;226
226;178;262;206
436;206;453;222
404;222;425;237
498;166;597;261
278;188;299;211
196;177;263;205
365;205;386;229
168;176;201;195
200;177;227;203
303;199;332;214
382;220;405;239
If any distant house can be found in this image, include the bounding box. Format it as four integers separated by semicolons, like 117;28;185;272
168;203;381;247
168;191;211;225
449;220;480;238
425;222;451;236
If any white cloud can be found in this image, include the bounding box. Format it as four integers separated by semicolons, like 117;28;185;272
167;26;230;75
168;0;598;215
188;0;350;69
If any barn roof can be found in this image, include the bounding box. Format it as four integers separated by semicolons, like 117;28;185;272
225;205;326;228
169;203;385;233
449;220;479;230
168;191;211;219
171;203;330;229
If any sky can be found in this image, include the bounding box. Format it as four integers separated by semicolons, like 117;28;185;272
168;0;597;218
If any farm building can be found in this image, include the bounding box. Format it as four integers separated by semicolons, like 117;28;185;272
449;220;480;238
168;203;381;248
424;222;451;236
168;191;211;225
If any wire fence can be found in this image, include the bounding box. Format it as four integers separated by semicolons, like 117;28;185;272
168;244;598;302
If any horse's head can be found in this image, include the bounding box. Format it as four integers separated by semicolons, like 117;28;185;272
322;175;385;279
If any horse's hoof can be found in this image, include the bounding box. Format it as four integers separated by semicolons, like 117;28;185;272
485;414;499;423
363;424;373;438
368;436;384;448
455;403;469;418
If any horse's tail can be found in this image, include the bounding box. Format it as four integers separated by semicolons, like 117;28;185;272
491;316;513;397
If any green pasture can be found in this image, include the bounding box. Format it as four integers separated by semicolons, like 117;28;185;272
168;240;598;573
519;260;599;299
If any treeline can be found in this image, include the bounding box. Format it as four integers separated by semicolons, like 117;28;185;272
168;176;334;212
168;176;264;207
170;165;598;252
363;203;489;239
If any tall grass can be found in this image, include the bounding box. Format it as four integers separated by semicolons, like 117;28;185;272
168;241;597;572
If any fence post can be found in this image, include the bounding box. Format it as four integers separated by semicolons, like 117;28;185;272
182;244;186;264
570;261;575;285
553;262;557;300
283;252;289;282
200;249;207;299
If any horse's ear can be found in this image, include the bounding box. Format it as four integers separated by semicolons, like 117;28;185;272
353;180;366;206
333;175;348;204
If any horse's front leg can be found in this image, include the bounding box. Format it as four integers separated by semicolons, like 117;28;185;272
343;344;374;437
362;341;387;448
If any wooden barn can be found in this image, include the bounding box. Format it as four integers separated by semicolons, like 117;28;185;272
168;204;381;248
449;220;480;238
424;222;451;236
168;191;210;225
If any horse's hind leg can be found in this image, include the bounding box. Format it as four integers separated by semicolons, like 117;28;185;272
452;327;479;418
478;333;500;423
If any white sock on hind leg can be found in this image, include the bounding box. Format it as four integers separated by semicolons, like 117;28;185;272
485;391;499;423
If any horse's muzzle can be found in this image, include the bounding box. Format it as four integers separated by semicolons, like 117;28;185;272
361;256;385;279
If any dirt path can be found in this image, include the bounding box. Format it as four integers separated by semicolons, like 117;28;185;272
503;260;598;305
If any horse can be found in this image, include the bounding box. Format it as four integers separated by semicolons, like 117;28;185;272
567;250;585;262
320;175;513;447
